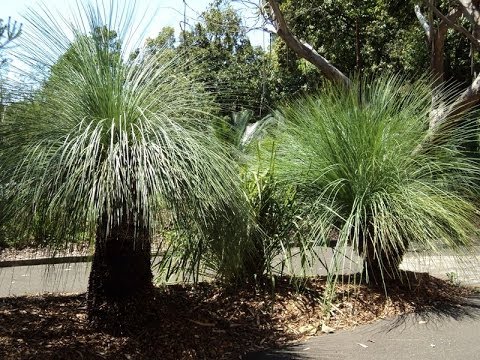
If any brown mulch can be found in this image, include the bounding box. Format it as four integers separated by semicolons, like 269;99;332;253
0;272;476;360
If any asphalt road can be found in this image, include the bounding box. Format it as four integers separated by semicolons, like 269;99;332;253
245;293;480;360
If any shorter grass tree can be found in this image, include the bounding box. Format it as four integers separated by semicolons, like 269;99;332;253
0;1;248;327
272;75;480;285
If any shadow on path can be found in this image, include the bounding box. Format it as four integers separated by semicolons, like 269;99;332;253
245;291;480;360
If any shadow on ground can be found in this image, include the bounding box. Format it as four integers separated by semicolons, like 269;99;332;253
387;291;480;329
0;282;303;360
245;274;480;360
0;273;478;360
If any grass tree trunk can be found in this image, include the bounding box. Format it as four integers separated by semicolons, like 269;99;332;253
357;223;407;285
361;241;406;285
87;209;153;330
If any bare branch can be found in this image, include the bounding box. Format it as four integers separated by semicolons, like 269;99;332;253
0;17;22;50
415;4;431;39
424;2;479;49
266;0;351;87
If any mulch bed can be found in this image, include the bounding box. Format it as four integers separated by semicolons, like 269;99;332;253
0;272;475;360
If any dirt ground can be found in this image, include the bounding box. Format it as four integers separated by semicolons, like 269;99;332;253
0;273;474;360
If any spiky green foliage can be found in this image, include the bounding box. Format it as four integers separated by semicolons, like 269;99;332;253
159;116;294;284
240;147;299;280
272;75;480;284
0;1;247;270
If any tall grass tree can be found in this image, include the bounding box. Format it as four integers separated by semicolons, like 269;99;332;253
272;75;480;286
0;1;247;327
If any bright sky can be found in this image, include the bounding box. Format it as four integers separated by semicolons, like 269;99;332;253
2;0;267;47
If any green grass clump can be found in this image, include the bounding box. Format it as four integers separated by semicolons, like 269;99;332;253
272;74;480;285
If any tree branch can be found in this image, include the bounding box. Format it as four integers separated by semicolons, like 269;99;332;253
424;2;479;49
415;4;431;39
447;72;480;120
0;17;22;50
267;0;351;88
457;0;480;25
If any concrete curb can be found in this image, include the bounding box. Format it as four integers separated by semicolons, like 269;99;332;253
0;255;92;268
0;252;165;268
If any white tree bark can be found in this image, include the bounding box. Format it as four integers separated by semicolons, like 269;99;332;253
415;5;431;39
266;0;351;88
416;0;480;130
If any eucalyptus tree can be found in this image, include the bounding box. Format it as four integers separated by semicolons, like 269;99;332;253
0;16;22;52
178;0;270;118
264;0;480;130
0;1;247;327
262;0;427;100
415;0;480;130
0;16;21;121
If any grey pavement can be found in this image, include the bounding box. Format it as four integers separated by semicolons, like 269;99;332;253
0;246;358;297
245;293;480;360
0;257;200;297
0;262;90;297
400;252;480;287
1;247;479;297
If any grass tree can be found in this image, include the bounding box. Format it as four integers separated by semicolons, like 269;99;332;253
272;75;480;285
0;1;247;327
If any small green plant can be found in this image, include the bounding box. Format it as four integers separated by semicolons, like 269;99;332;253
446;271;461;286
158;125;299;285
239;146;299;282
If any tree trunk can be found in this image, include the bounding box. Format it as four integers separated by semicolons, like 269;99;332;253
355;17;363;76
361;241;407;285
87;210;153;330
415;1;480;130
431;31;446;88
357;223;407;285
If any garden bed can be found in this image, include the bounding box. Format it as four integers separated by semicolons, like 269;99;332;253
0;273;474;360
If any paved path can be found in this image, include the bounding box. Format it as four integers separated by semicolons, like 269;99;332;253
0;262;90;297
401;252;480;286
1;248;478;297
0;258;197;297
246;294;480;360
1;249;479;359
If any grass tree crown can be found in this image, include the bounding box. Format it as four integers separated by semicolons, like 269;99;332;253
271;74;480;284
1;0;247;249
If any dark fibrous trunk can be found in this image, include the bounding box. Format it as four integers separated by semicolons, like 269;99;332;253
361;241;407;285
87;210;153;332
357;223;408;285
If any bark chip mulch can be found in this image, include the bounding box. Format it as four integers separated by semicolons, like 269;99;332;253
0;273;476;359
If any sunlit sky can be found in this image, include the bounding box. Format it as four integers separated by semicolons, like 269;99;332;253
2;0;267;47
